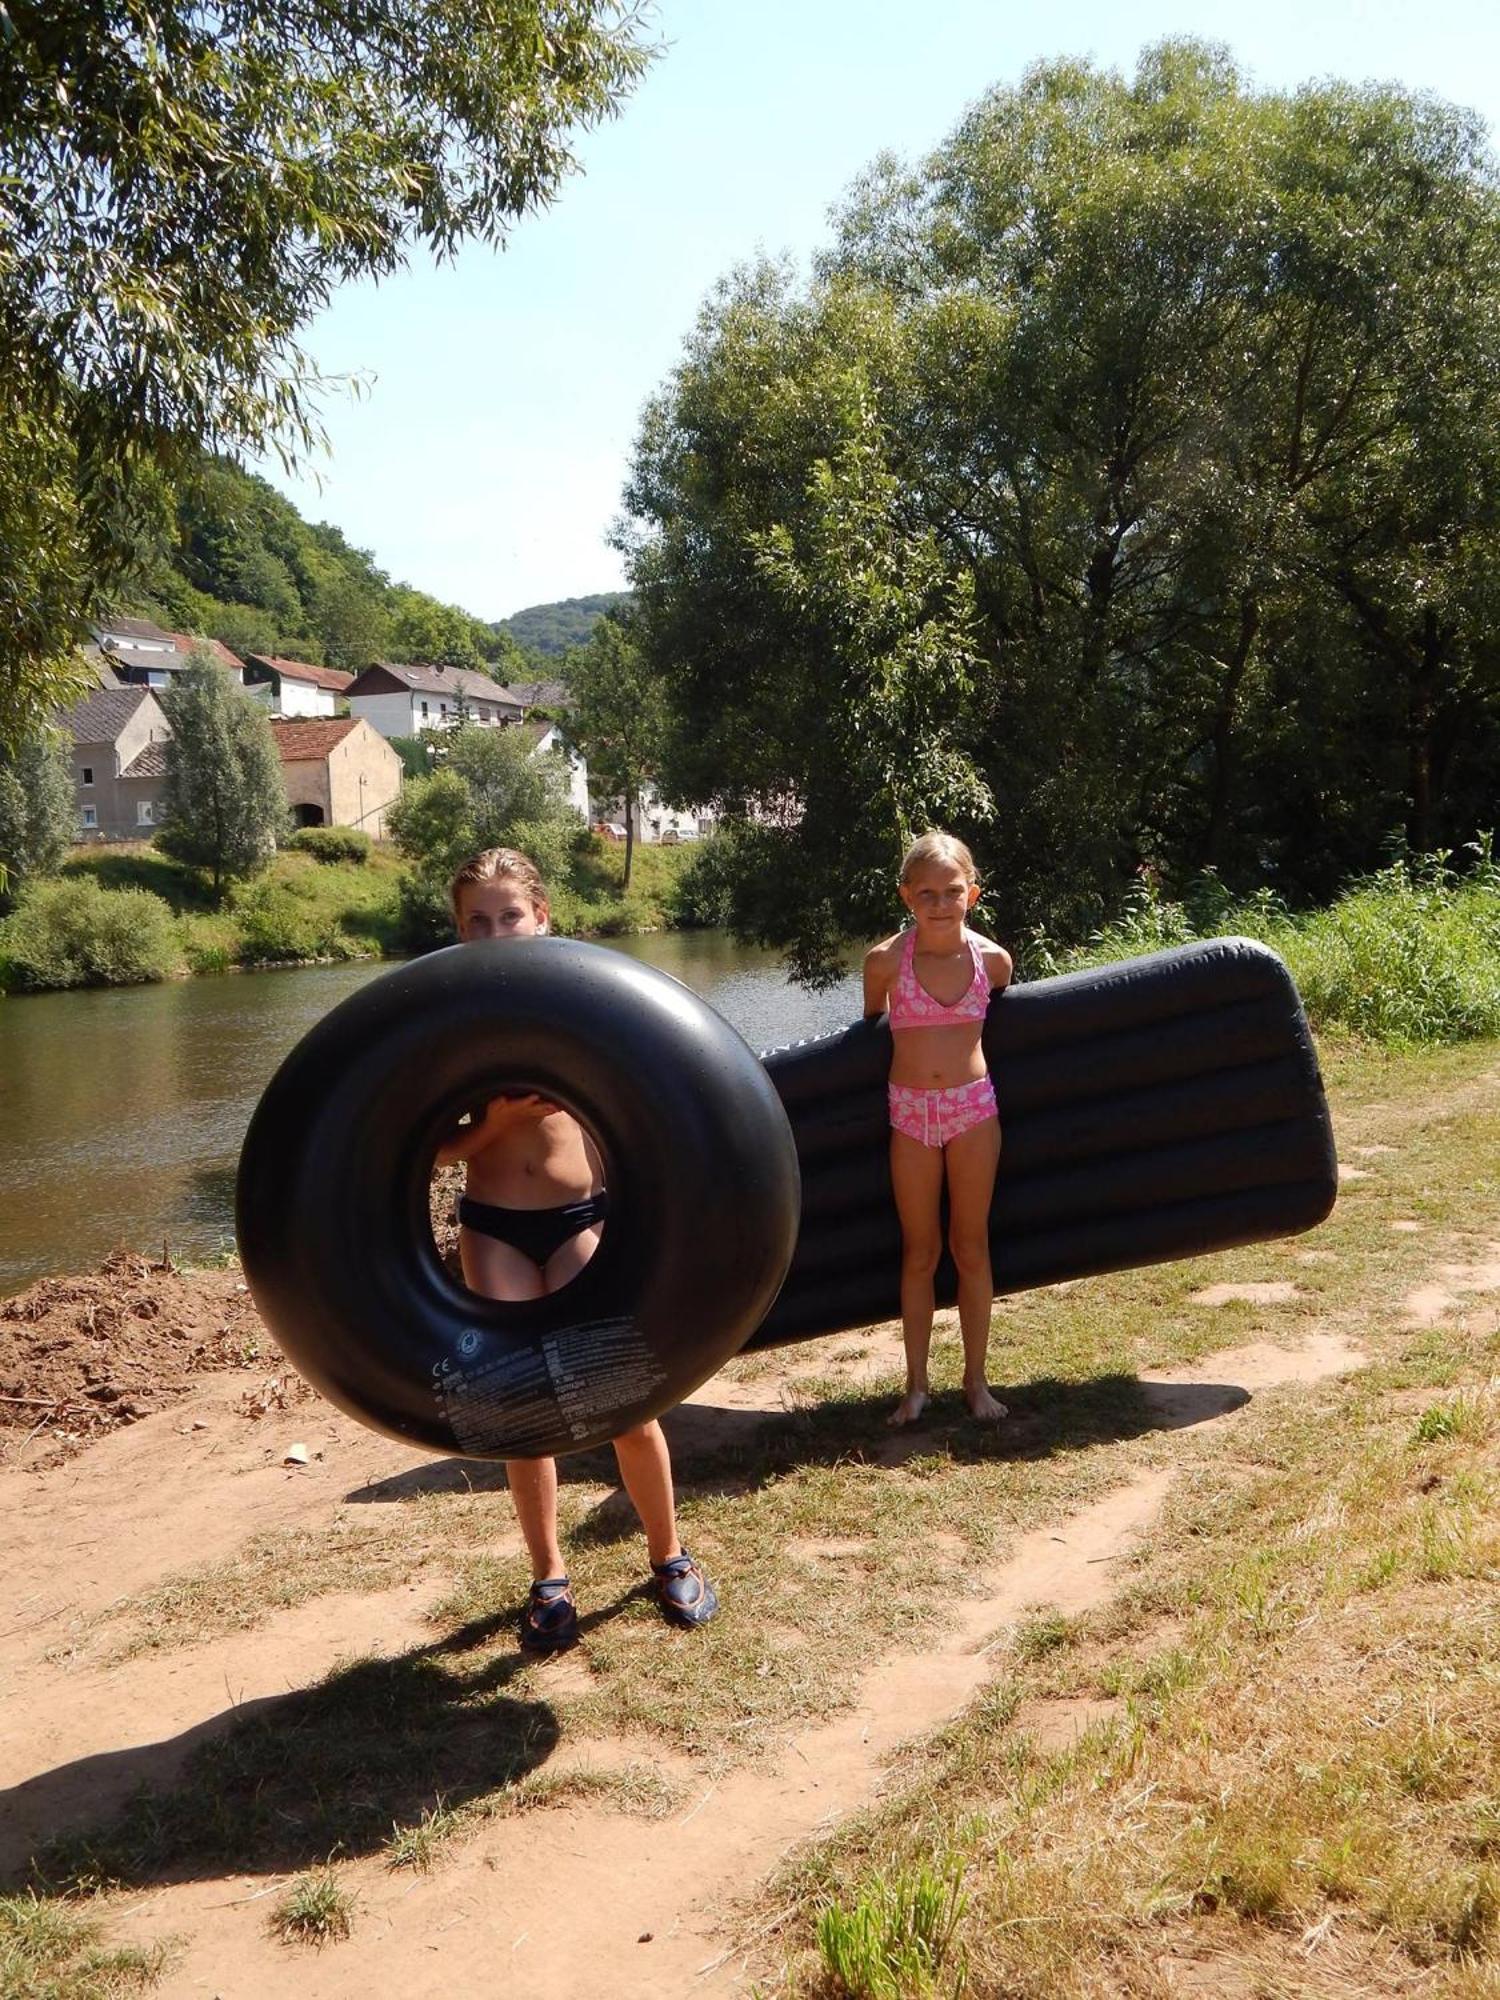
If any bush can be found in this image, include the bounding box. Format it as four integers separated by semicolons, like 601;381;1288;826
288;825;371;865
669;831;738;929
0;878;182;990
1034;841;1500;1047
232;878;356;964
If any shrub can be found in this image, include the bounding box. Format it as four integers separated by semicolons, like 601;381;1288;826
0;878;181;990
669;831;738;929
288;825;371;865
232;878;354;964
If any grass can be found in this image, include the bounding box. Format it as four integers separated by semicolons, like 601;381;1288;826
267;1869;356;1948
1034;841;1500;1047
0;1893;169;1997
14;1035;1500;1994
815;1854;969;1998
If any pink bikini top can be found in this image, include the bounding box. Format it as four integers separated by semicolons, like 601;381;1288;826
888;928;991;1031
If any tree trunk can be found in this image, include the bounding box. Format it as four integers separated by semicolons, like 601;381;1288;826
1407;649;1435;857
623;780;635;892
1204;593;1261;870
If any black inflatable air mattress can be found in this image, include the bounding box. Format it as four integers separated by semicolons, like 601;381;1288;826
754;936;1337;1347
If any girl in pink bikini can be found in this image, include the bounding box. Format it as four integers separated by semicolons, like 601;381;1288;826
863;831;1013;1426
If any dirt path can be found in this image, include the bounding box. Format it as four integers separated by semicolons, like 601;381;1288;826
2;1322;1367;1997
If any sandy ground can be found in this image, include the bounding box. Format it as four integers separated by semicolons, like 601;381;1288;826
0;1238;1374;1999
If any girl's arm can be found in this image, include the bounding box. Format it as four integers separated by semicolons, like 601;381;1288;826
862;935;899;1019
971;933;1014;992
433;1094;550;1166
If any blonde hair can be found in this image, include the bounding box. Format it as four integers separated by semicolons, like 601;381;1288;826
448;846;549;923
899;830;978;886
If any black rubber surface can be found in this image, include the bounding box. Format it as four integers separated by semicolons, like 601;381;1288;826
235;938;801;1458
752;936;1337;1347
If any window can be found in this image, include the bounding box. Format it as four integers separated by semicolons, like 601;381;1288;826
81;765;94;785
420;700;429;718
82;805;98;828
137;801;155;826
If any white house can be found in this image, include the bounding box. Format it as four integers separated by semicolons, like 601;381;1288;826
92;618;245;687
523;720;590;822
243;655;354;717
343;662;525;738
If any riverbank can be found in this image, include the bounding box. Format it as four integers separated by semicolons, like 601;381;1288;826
0;839;696;992
0;1036;1494;1998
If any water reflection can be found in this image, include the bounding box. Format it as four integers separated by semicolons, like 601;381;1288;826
0;937;861;1292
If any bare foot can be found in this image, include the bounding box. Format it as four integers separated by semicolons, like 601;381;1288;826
965;1382;1009;1422
887;1388;930;1427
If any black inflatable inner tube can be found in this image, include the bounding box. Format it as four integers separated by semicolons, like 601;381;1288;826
754;936;1337;1347
236;938;801;1459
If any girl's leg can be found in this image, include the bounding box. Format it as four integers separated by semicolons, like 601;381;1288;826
460;1231;567;1583
888;1129;946;1425
543;1221;603;1294
944;1116;1005;1420
459;1227;546;1303
611;1419;681;1568
505;1455;567;1581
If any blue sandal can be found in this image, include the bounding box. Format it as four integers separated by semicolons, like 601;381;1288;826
520;1576;579;1653
651;1551;719;1629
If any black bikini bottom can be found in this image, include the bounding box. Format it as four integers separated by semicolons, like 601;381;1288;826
457;1191;608;1266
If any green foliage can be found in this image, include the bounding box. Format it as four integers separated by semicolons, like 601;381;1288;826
622;44;1500;972
669;830;739;929
231;877;358;964
1040;840;1500;1048
496;592;629;658
390;735;436;781
564;612;667;889
0;0;653;736
288;825;371;865
156;652;289;901
816;1857;969;1998
0;878;182;991
0;729;75;901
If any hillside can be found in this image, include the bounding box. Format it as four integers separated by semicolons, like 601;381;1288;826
495;592;629;658
119;451;525;679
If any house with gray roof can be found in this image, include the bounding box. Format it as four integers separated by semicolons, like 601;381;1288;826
343;662;525;738
57;686;172;840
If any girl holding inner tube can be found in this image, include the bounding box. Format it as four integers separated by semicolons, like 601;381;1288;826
436;847;718;1651
863;831;1013;1427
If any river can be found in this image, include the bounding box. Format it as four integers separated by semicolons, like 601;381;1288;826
0;934;861;1293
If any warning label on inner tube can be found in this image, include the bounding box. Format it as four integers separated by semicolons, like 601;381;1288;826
435;1317;669;1453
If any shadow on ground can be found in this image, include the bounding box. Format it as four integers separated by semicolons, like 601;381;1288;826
1;1595;636;1892
344;1370;1251;1527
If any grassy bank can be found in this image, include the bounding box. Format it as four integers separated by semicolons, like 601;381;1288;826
1032;847;1500;1047
16;1039;1498;1999
0;839;695;991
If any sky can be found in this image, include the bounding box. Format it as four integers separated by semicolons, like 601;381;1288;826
260;0;1500;624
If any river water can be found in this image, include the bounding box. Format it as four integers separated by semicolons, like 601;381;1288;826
0;934;861;1293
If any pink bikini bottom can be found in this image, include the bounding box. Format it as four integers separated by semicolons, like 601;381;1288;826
887;1074;999;1150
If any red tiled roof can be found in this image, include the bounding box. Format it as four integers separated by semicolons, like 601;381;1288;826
247;654;354;692
270;716;363;762
169;632;244;669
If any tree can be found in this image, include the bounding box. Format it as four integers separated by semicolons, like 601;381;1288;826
0;729;75;902
1;0;654;737
564;614;671;891
621;44;1500;968
157;653;289;902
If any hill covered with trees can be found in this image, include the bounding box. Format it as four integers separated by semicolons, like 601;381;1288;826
121;452;528;678
494;592;629;657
